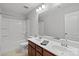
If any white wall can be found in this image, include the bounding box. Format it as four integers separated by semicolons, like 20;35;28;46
0;14;1;42
0;14;2;53
27;9;39;36
39;3;79;39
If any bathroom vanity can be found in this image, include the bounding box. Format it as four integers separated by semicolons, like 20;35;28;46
27;36;79;56
28;40;56;56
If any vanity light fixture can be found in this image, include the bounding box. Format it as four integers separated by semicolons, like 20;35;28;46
36;4;47;14
42;4;46;9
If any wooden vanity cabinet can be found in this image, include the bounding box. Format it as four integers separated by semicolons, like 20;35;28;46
28;40;56;56
28;41;36;56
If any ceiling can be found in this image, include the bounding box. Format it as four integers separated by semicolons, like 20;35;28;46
0;3;40;18
1;3;79;19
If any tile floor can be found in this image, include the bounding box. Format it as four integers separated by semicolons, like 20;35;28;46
0;49;28;56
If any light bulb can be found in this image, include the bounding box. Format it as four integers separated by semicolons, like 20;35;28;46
42;4;46;9
39;7;42;11
36;9;39;12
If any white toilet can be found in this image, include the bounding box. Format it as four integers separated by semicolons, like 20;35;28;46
20;42;28;49
18;40;28;52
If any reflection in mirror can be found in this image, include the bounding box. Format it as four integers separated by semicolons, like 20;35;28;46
38;3;79;43
38;14;45;36
65;11;79;42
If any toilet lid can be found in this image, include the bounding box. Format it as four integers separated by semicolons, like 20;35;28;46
20;42;28;45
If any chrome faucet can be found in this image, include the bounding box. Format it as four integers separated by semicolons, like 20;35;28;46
61;33;68;47
61;39;68;47
54;37;60;40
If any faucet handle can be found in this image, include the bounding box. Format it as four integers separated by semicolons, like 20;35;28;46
65;33;68;35
61;39;68;47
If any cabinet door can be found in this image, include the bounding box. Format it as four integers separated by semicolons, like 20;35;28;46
36;51;42;56
28;45;32;56
36;45;43;55
31;47;36;56
28;44;36;56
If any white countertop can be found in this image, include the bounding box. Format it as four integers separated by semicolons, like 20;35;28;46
28;37;79;56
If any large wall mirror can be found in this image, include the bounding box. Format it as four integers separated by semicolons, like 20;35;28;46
65;11;79;42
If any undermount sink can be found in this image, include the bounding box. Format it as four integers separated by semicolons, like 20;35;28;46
40;40;49;46
51;45;78;55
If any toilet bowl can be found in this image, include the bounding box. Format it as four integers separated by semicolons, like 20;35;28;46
20;42;28;49
17;40;28;52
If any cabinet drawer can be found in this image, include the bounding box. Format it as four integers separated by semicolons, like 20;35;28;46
28;40;36;48
36;45;43;54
